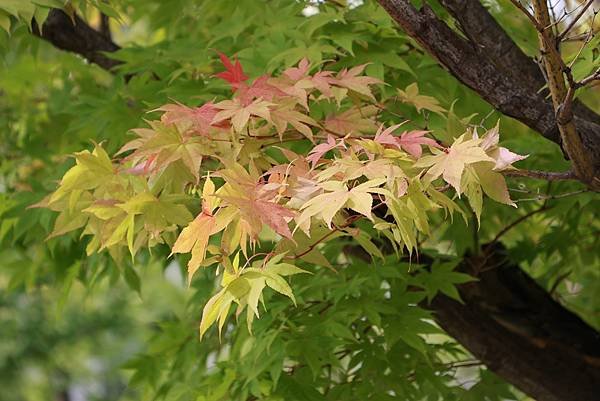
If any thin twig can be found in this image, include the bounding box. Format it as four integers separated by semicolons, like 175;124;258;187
490;205;549;244
558;0;595;41
508;0;545;30
503;169;576;181
515;189;588;202
579;68;600;86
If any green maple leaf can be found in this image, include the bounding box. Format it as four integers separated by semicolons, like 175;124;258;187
412;261;476;303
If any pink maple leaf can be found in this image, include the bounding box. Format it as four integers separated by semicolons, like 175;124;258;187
397;130;441;158
238;75;286;106
374;124;440;158
334;64;381;99
374;124;405;147
491;148;528;171
311;70;335;97
157;102;226;135
254;199;295;239
306;135;344;166
283;58;310;81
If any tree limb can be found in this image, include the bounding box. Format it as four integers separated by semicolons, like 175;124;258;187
428;244;600;401
438;0;544;94
376;0;600;178
31;9;121;72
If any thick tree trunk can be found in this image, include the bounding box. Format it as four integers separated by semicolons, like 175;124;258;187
429;246;600;401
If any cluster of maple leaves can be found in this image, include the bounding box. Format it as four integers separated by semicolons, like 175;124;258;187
40;54;527;336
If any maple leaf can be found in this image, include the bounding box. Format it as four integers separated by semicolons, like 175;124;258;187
398;130;441;158
254;198;295;238
199;254;307;338
117;122;207;182
296;183;349;230
156;102;224;136
215;52;248;90
280;59;337;100
212;99;273;132
270;103;317;141
397;83;445;115
283;58;310;81
217;165;295;239
311;71;336;97
297;178;385;229
171;206;218;283
221;192;295;240
334;64;381;100
324;105;378;136
237;75;288;107
414;134;494;194
373;123;406;147
374;124;440;158
475;123;528;170
473;163;514;206
490;147;528;171
306;135;344;166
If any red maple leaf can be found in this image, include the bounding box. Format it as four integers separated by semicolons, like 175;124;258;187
215;52;249;90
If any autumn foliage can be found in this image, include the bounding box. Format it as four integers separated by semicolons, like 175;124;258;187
40;54;526;338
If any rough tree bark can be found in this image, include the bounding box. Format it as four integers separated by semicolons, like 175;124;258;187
428;245;600;401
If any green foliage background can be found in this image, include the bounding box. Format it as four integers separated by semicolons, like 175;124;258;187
0;1;598;400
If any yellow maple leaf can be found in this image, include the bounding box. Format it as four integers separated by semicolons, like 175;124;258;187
415;134;494;194
397;83;446;115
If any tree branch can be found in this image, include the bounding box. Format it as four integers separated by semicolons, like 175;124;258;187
346;231;600;401
558;0;595;41
99;12;112;41
530;0;596;184
426;244;600;401
439;0;544;94
440;0;600;127
580;68;600;86
376;0;600;179
31;9;121;72
504;168;576;181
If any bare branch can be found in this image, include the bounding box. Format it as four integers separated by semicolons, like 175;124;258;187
504;169;576;181
531;0;596;185
507;0;545;31
491;205;549;243
580;68;600;86
558;0;595;41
